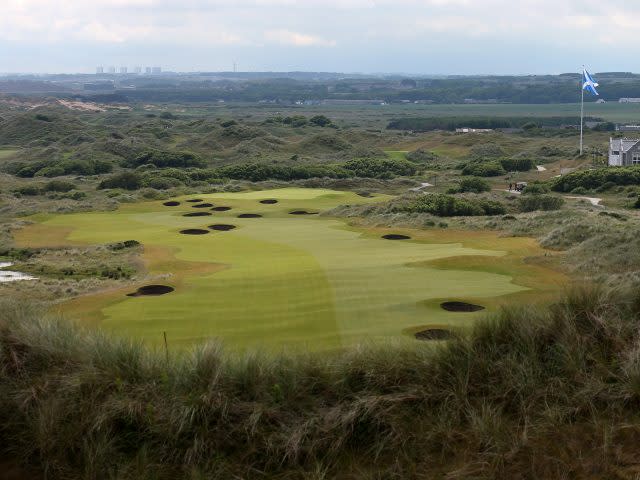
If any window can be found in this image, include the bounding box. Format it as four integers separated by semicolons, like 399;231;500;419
612;150;620;155
633;153;640;165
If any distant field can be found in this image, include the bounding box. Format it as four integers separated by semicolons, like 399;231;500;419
0;149;18;159
15;188;562;350
196;103;640;128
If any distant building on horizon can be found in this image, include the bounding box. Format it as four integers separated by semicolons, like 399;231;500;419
152;66;162;74
145;67;152;74
619;98;640;103
96;66;104;74
119;66;128;74
108;66;116;74
134;66;142;74
456;128;493;133
609;137;640;166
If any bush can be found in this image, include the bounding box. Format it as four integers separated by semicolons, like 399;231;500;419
518;194;564;212
15;185;42;196
406;148;439;164
457;177;491;193
469;143;505;159
402;194;506;216
551;166;640;192
462;161;506;177
343;158;418;178
500;158;533;172
522;183;550;195
309;115;332;127
125;151;206;169
44;180;76;193
98;172;142;190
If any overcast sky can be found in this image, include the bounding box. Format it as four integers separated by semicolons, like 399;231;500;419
1;0;637;75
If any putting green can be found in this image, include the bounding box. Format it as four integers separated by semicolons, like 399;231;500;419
15;188;564;350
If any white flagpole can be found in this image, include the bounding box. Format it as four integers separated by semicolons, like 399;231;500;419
580;66;584;155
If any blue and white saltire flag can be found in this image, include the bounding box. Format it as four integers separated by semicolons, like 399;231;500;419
583;69;599;96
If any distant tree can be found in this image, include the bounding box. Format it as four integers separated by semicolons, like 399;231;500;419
309;115;332;127
400;79;417;88
98;172;142;190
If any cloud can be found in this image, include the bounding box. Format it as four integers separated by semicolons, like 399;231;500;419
264;29;336;47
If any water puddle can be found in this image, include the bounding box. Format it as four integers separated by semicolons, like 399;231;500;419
0;262;37;282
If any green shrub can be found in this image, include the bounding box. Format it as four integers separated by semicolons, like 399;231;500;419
125;150;206;169
406;148;439;164
15;185;42;196
462;161;506;177
499;158;533;172
98;172;142;190
402;194;506;216
522;183;550;195
551;166;640;192
518;194;564;212
309;115;332;127
571;186;588;195
458;177;491;193
44;180;76;193
343;158;418;178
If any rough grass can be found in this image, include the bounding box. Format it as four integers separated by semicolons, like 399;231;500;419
3;285;640;478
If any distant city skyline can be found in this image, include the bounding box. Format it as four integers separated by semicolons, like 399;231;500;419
1;0;639;75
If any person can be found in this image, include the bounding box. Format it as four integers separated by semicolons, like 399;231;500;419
508;183;512;191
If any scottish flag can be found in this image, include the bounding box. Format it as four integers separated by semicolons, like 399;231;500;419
583;69;599;96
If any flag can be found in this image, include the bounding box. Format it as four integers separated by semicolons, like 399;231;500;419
583;69;599;96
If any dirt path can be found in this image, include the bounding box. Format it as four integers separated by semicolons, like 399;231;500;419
565;196;603;206
410;182;433;192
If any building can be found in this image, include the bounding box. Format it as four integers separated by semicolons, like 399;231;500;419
152;66;162;74
619;98;640;103
616;125;640;132
96;66;104;74
134;66;142;74
145;67;152;74
108;66;116;74
455;128;493;133
119;66;128;74
608;138;640;166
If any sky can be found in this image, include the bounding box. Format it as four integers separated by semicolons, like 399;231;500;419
1;0;638;75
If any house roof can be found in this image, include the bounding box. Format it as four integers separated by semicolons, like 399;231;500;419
611;138;640;152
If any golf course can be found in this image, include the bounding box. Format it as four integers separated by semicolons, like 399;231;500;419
15;188;563;350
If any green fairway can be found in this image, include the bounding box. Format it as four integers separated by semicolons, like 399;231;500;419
17;188;562;350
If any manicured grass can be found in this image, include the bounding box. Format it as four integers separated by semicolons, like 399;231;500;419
0;149;18;159
15;188;563;350
384;150;409;161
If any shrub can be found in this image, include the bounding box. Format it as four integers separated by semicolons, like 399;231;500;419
309;115;332;127
43;180;76;193
402;194;506;216
518;194;564;212
406;148;439;164
462;161;506;177
98;172;142;190
469;143;505;159
522;183;550;195
125;151;206;169
551;166;640;192
15;185;42;196
499;158;533;172
343;158;418;178
457;177;491;193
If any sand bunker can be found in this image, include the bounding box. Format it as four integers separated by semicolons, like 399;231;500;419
440;301;485;312
186;199;203;203
183;212;212;217
179;229;210;235
211;206;232;211
127;285;174;297
415;328;452;341
289;210;319;215
209;224;237;231
259;199;278;204
192;203;214;208
163;201;180;206
382;234;411;240
238;214;262;218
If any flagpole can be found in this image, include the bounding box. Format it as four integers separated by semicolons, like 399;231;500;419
580;67;584;155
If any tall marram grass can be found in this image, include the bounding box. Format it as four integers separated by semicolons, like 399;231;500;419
3;286;640;479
